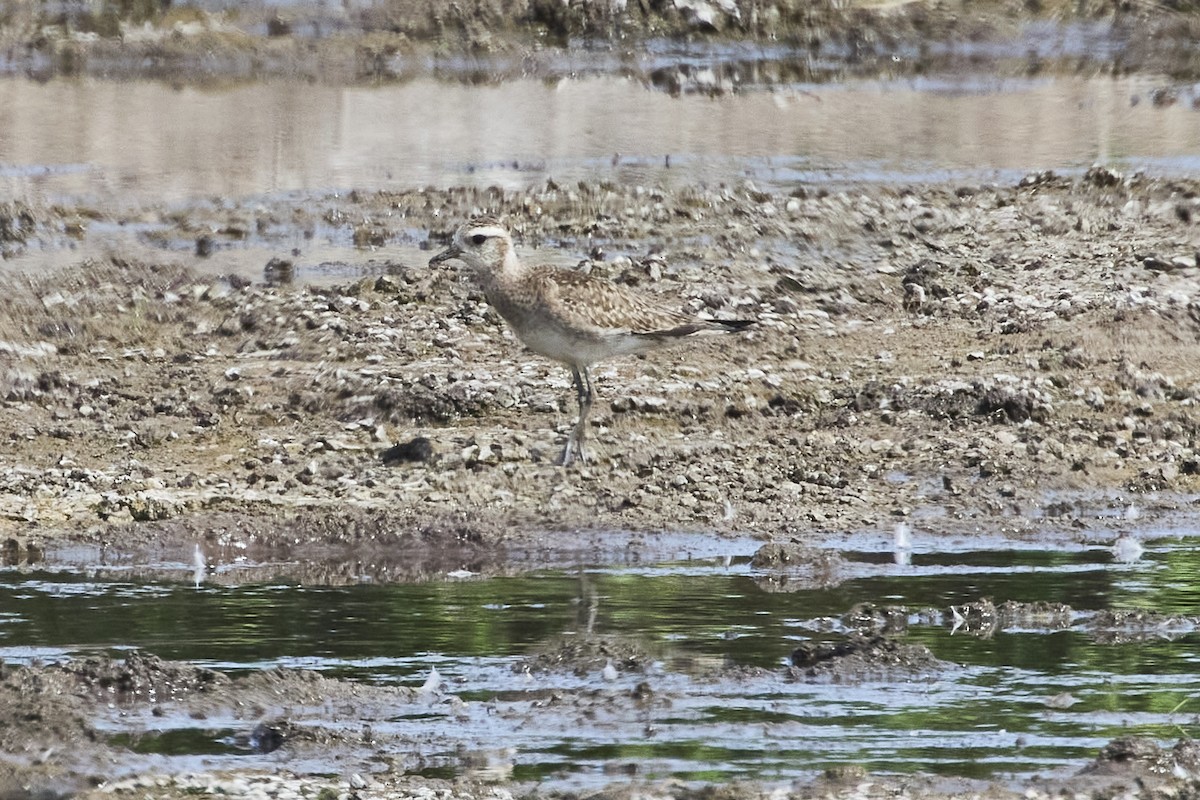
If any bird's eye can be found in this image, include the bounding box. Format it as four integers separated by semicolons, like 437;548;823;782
470;234;487;246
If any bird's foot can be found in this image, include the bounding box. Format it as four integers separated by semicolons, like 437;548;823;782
557;433;588;467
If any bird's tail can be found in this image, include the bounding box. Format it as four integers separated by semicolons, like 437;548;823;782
643;318;755;341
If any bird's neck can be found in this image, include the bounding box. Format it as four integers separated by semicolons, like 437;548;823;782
478;249;524;287
500;248;524;277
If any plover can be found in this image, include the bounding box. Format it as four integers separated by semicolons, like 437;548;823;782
429;216;753;466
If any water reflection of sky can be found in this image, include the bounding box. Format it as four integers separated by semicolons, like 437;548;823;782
1;73;1198;206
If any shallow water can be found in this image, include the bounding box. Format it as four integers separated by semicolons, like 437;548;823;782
3;518;1199;786
2;73;1200;209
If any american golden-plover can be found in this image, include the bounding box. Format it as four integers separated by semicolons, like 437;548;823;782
429;216;753;466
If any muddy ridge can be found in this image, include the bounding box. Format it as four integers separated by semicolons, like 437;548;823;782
3;0;1200;85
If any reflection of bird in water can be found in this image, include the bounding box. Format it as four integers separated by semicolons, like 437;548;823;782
430;217;754;466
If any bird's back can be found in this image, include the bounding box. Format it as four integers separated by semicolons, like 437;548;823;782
483;263;746;367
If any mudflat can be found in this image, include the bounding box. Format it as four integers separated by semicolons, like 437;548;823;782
3;1;1200;798
5;174;1198;552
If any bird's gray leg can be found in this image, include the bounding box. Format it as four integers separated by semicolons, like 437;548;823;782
559;365;594;466
577;366;594;463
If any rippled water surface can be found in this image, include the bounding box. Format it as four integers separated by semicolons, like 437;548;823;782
3;518;1199;786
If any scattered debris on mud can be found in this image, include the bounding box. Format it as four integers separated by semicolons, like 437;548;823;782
5;175;1200;554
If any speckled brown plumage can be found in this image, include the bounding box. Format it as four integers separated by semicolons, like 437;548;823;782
430;217;753;465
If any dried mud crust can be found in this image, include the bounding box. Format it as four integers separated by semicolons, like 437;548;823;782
4;171;1200;556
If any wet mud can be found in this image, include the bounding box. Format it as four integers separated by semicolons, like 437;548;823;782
5;618;1199;800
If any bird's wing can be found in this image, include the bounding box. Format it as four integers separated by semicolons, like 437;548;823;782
529;266;696;336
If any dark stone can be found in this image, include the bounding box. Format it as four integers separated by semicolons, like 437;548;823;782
249;722;286;754
381;437;433;465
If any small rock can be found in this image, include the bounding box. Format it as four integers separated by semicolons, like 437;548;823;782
249;722;286;754
264;257;295;285
381;437;433;465
673;0;740;29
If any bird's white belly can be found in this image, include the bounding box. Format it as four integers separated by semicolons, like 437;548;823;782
508;321;644;367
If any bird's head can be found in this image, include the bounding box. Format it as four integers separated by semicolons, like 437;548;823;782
428;216;514;275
